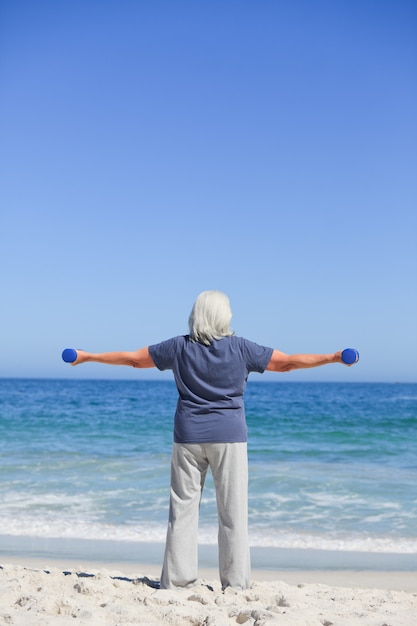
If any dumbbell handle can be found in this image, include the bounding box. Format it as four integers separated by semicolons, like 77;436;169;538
341;348;359;365
62;348;78;363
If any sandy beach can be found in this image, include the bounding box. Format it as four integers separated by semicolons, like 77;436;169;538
1;556;416;626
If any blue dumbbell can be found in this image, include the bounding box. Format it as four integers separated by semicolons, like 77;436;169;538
62;348;78;363
341;348;359;364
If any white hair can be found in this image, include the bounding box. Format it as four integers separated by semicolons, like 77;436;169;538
188;290;234;345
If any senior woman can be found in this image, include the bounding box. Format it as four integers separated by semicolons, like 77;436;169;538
71;290;349;590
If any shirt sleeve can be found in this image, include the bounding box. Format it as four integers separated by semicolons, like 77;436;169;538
240;338;273;373
148;337;178;371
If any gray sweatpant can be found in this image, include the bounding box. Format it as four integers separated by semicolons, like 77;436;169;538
160;442;250;590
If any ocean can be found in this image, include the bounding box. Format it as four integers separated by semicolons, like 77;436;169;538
0;379;416;565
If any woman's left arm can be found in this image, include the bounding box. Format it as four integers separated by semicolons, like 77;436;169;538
72;347;155;369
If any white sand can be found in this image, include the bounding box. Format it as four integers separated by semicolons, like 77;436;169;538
0;560;416;625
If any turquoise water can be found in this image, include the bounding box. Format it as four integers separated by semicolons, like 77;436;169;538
0;379;416;554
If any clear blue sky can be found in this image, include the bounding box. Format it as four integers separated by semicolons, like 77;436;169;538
1;0;416;382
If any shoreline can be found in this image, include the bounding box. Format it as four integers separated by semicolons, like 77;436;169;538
1;534;416;570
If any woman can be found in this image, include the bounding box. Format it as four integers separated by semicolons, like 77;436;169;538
71;290;350;590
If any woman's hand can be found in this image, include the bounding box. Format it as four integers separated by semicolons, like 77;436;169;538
71;349;88;366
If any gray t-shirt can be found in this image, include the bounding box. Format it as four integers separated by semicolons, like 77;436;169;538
148;335;273;443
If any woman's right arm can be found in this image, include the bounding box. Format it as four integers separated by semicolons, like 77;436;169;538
266;349;344;372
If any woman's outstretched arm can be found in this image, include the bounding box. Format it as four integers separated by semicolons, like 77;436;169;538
71;347;155;369
266;350;345;372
